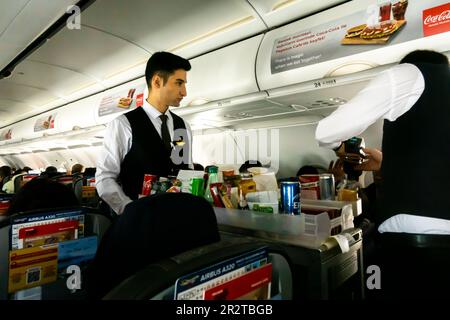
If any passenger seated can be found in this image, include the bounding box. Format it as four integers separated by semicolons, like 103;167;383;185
86;192;220;299
2;169;27;194
193;163;204;171
7;178;79;215
0;166;12;191
239;160;262;173
40;166;60;178
71;163;84;175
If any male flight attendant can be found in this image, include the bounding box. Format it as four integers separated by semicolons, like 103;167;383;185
96;52;193;214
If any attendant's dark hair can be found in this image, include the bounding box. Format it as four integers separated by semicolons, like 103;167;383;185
400;50;449;65
145;52;191;89
7;178;79;215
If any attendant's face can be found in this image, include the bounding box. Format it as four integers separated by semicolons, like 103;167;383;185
160;69;187;107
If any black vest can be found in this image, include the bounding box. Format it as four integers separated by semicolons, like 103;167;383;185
380;63;450;223
119;107;191;200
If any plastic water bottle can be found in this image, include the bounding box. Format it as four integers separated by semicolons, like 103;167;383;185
204;166;219;204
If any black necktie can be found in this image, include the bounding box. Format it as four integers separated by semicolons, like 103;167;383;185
159;114;172;154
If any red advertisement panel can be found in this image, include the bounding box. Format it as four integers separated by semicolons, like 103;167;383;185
423;3;450;36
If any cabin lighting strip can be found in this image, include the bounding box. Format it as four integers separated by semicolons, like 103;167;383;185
168;16;255;52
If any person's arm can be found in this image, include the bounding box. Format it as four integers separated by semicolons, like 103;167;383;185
95;117;133;214
315;64;424;149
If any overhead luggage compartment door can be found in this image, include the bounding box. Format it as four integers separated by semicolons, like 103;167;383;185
179;35;264;109
256;0;450;91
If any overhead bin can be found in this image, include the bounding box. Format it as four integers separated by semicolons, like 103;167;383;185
173;35;297;129
256;0;450;91
180;35;263;108
247;0;347;28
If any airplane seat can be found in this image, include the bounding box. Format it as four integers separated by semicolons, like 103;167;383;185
0;206;113;300
85;192;221;300
103;235;293;300
376;232;450;299
72;176;83;203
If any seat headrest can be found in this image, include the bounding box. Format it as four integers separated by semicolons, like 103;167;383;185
379;232;450;249
87;192;220;299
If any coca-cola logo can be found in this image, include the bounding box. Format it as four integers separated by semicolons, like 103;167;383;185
424;10;450;25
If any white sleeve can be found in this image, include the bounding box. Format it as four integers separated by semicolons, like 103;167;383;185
95;116;133;214
315;64;424;149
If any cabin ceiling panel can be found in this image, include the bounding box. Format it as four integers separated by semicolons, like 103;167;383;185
83;0;266;58
27;26;149;81
0;81;57;107
5;60;96;97
0;99;35;115
0;0;78;71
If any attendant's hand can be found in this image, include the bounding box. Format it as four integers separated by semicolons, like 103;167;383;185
355;148;382;171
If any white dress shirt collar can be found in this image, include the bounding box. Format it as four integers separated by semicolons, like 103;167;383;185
142;98;170;120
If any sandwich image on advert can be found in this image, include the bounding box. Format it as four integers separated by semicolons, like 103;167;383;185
344;24;366;38
342;0;408;45
117;88;136;108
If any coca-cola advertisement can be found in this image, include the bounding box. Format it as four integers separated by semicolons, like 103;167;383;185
271;0;449;75
423;3;450;37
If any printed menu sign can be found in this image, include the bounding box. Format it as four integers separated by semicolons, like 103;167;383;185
34;113;56;132
174;247;269;300
98;83;146;117
271;0;448;74
8;244;58;293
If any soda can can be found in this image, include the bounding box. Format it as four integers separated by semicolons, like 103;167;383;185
319;173;335;200
142;174;157;196
299;174;320;200
190;177;204;196
280;181;301;215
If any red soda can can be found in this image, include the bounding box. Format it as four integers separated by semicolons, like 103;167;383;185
299;174;320;200
142;174;157;196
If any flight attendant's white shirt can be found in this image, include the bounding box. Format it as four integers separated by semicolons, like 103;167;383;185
96;100;193;215
316;63;450;235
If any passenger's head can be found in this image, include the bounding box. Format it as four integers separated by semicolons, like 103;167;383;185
71;163;84;174
22;166;32;173
41;166;59;178
239;160;262;173
7;178;79;215
45;166;57;174
193;163;204;171
296;165;320;177
0;166;12;180
145;52;191;107
400;50;449;66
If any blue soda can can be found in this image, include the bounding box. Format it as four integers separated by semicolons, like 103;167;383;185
280;181;301;215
